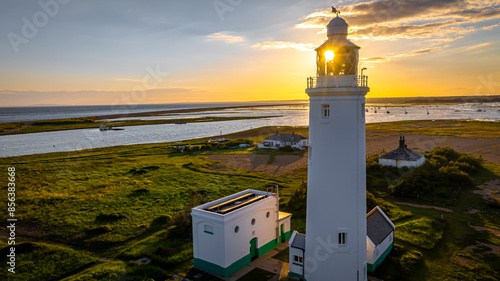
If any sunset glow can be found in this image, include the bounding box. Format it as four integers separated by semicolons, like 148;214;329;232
0;1;499;106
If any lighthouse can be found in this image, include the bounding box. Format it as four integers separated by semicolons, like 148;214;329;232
304;11;369;281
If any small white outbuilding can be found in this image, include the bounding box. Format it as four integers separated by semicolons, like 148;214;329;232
288;206;395;279
258;132;308;150
379;136;425;168
191;189;291;277
366;206;395;272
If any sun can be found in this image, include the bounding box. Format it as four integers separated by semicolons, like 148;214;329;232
324;50;334;61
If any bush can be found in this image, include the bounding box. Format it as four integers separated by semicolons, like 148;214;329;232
395;218;444;249
279;145;295;152
387;147;481;203
287;181;307;211
400;250;423;272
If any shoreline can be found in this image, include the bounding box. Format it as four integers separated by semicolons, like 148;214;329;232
1;119;499;159
0;103;304;136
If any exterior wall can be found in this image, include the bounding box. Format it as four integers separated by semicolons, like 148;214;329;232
379;157;425;168
305;87;368;281
222;198;278;269
279;216;292;241
289;246;305;279
258;139;308;150
367;232;394;272
192;190;281;277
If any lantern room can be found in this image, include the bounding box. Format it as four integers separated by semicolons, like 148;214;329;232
307;11;367;89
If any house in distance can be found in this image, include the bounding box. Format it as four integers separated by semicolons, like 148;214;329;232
257;131;308;150
379;136;426;168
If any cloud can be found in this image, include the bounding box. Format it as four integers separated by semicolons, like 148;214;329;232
296;0;500;41
362;47;440;63
466;42;495;50
114;78;143;82
0;88;213;106
252;41;316;52
207;32;244;43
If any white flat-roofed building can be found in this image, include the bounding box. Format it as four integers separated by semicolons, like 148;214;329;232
191;189;291;277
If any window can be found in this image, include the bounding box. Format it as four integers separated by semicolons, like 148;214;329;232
204;225;213;235
338;232;347;246
294;255;303;264
321;104;330;119
251;218;256;225
234;226;239;233
266;211;270;218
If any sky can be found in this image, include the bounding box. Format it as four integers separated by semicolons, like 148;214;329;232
0;0;499;106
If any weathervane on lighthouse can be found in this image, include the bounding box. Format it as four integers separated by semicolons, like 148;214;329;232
331;6;340;16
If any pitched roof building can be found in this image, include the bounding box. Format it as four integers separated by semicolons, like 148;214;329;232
366;206;396;272
258;132;308;150
379;136;425;168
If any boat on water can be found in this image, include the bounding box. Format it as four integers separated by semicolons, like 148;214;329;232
99;124;124;131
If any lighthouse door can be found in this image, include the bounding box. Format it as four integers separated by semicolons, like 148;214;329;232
250;238;258;260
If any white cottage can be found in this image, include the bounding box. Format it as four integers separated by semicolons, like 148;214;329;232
258;132;308;150
191;189;291;277
379;136;425;168
288;206;395;279
366;206;395;272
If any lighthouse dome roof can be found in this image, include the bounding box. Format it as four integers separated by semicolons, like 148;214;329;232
327;16;348;36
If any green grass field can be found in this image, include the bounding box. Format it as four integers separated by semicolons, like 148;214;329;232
1;122;499;280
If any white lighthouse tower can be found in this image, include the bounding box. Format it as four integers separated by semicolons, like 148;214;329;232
304;10;369;281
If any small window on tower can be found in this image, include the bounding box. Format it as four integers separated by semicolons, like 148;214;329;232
321;104;330;119
338;232;347;246
204;225;214;235
361;103;365;121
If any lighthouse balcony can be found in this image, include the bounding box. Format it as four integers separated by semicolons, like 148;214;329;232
307;75;368;89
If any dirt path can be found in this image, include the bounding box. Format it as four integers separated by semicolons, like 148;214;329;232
473;179;500;202
207;134;500;176
207;154;307;176
394;202;453;213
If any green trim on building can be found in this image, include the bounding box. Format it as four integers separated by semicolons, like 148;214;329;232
194;237;284;277
367;242;393;273
194;254;251;277
257;238;277;256
279;231;291;243
204;230;213;235
292;262;304;267
288;271;304;280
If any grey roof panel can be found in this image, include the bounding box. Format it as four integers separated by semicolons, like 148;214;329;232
291;233;306;250
367;208;394;246
379;147;424;161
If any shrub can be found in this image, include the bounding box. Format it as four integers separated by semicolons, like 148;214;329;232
400;250;423;272
287;181;307;211
395;218;444;249
279;145;295;152
86;225;112;236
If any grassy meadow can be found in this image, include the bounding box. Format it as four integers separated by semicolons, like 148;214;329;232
0;121;499;280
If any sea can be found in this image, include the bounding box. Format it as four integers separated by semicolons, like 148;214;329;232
1;102;499;157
